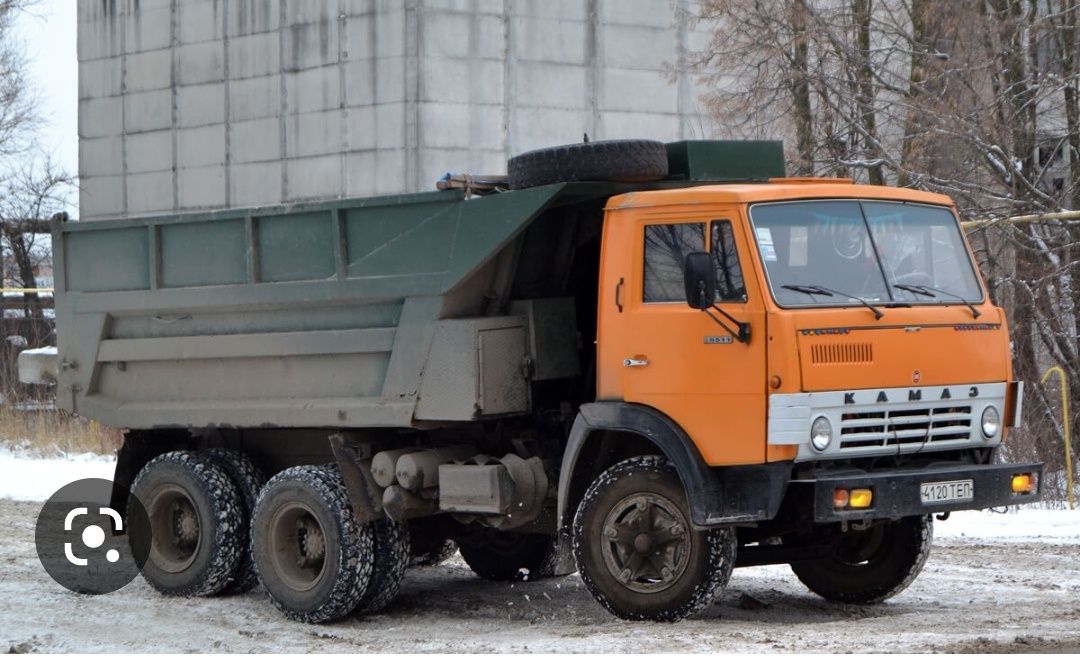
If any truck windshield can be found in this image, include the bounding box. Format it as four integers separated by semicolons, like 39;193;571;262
749;200;983;308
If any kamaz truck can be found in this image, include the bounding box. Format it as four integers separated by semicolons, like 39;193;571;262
30;140;1042;622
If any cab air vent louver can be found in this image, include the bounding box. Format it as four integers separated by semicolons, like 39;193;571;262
810;342;874;365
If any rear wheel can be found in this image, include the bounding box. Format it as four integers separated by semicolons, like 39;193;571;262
200;448;266;594
572;456;736;622
129;451;244;597
251;465;373;623
458;531;564;582
354;518;410;614
788;516;933;604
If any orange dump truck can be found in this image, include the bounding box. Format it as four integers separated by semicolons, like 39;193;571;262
35;140;1041;623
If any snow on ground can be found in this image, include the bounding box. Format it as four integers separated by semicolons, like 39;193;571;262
0;447;115;501
0;451;1078;653
1;498;1077;654
935;507;1080;544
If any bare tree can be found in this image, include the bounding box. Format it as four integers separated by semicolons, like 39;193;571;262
1;156;70;317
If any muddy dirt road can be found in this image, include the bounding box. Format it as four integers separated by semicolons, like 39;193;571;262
2;499;1077;654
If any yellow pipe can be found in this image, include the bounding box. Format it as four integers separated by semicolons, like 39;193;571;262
1040;365;1074;510
962;210;1080;229
0;288;53;294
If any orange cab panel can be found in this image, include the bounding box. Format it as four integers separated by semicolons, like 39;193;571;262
597;205;767;466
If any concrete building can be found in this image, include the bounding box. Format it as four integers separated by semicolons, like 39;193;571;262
77;0;720;220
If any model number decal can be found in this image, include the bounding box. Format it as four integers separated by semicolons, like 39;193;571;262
704;336;733;345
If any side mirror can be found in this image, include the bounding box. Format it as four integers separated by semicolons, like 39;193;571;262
683;251;715;310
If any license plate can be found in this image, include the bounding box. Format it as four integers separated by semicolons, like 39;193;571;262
920;479;974;505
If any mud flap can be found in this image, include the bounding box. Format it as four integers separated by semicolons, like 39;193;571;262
329;433;385;524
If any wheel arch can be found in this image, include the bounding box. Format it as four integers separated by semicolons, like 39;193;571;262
557;402;719;530
557;402;793;530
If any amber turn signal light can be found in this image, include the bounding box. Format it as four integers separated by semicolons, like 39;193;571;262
849;488;873;508
1011;473;1034;494
833;487;873;509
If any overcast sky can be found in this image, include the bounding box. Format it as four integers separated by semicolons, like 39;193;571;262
17;0;78;211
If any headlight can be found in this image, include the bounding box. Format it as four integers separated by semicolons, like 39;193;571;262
981;405;1001;438
811;416;833;451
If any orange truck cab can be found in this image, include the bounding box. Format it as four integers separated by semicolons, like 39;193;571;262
557;153;1041;619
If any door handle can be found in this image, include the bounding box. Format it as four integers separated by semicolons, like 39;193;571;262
623;357;649;368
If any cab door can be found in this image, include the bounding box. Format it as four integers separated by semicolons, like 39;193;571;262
597;209;768;466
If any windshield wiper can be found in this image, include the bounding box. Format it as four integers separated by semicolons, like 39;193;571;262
781;284;884;320
894;283;981;319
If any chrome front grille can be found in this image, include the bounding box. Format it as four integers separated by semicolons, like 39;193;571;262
767;382;1006;461
839;405;973;449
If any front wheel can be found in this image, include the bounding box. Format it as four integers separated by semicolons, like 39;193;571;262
572;456;736;622
788;515;933;604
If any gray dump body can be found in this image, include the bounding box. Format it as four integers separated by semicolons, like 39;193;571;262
53;183;615;431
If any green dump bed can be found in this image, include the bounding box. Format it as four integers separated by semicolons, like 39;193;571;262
53;184;601;430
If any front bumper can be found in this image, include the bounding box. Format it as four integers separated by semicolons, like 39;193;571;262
791;462;1043;522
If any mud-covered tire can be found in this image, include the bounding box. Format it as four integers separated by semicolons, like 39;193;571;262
129;450;245;597
789;516;933;604
200;448;266;594
409;533;458;568
572;455;736;622
354;518;410;614
458;531;564;582
251;465;374;623
507;139;669;190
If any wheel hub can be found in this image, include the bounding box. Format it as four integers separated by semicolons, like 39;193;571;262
633;533;653;554
147;484;201;574
268;502;328;592
173;502;199;545
297;515;326;567
601;492;691;594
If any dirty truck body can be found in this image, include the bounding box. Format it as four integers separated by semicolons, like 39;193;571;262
50;141;1041;622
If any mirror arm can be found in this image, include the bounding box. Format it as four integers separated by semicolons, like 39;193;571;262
691;277;750;344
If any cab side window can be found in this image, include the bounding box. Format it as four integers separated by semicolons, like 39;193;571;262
711;220;747;302
643;223;705;302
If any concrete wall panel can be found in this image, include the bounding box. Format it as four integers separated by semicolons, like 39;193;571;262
127;170;174;215
78;0;723;219
79;175;125;218
231;118;282;163
123;90;172;134
178;165;227;208
79;95;123;138
231;161;282;206
177;83;226;128
229;76;281;121
80;136;124;177
286;155;342;200
229;32;282;79
177;125;227;167
126;130;173;173
125;48;172;93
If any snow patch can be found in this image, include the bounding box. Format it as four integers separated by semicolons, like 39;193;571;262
934;507;1080;544
0;447;115;501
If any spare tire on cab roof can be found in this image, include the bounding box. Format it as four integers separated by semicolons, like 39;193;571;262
507;139;669;190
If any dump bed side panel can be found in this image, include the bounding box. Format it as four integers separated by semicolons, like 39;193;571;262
54;186;568;430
